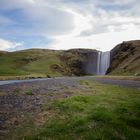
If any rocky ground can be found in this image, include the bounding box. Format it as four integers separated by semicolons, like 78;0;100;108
0;76;140;139
0;78;79;139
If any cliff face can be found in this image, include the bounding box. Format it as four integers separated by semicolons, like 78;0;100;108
59;49;98;76
107;40;140;75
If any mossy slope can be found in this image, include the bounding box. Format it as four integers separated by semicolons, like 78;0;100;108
107;40;140;75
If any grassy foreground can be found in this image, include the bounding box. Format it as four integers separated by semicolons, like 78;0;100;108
11;80;140;140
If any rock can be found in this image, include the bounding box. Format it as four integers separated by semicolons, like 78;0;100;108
59;49;99;75
107;40;140;75
46;75;51;78
135;73;140;76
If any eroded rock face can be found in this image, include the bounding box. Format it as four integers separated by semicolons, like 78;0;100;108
62;49;111;75
59;49;99;76
83;52;98;75
107;40;140;75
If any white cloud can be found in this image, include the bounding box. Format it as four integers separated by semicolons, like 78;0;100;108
0;0;75;36
0;0;140;51
49;26;140;51
0;39;23;50
0;15;14;24
26;5;75;36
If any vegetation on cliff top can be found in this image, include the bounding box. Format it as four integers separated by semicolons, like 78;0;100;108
107;40;140;75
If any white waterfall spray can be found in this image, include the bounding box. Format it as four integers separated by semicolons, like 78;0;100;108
97;51;110;75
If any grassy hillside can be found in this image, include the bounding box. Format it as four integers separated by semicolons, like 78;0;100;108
0;49;63;77
0;49;98;78
107;40;140;75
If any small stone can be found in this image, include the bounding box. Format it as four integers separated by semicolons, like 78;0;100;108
135;73;140;76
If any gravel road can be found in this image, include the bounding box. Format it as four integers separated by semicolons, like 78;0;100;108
91;77;140;88
0;76;140;88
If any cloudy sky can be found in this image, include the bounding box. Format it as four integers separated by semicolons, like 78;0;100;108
0;0;140;51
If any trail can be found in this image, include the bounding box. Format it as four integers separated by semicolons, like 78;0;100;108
0;76;140;88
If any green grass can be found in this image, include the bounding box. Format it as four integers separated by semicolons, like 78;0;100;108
0;49;64;77
10;80;140;140
25;90;34;95
108;40;140;76
13;88;22;95
0;49;88;79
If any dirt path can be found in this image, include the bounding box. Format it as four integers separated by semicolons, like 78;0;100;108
0;76;140;88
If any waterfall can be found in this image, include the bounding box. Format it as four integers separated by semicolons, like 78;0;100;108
97;52;101;75
97;51;110;75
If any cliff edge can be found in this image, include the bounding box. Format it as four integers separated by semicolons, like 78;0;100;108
107;40;140;75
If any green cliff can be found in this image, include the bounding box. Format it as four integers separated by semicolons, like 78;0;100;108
107;40;140;75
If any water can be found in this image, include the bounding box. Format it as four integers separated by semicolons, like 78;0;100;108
97;51;110;75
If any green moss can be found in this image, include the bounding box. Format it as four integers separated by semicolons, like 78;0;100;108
25;90;34;95
108;40;140;75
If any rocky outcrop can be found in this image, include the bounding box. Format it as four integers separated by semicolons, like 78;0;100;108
107;40;140;75
59;49;99;76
